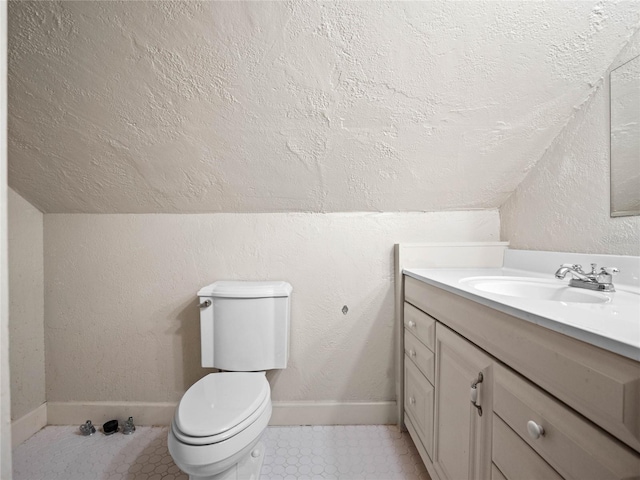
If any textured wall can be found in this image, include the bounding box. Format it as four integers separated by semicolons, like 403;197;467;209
8;1;640;213
500;34;640;256
8;189;45;421
44;211;498;403
1;2;13;472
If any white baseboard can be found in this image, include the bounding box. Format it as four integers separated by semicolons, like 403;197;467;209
12;403;47;448
270;401;397;426
46;400;397;427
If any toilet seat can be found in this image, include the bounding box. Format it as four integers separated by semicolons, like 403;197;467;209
172;372;270;446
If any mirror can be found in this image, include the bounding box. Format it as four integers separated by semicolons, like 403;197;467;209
610;55;640;217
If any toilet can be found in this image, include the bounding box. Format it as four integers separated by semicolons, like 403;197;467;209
168;280;292;480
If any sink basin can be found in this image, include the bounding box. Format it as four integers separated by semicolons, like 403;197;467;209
459;276;611;304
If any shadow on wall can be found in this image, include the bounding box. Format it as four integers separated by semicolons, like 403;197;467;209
168;297;214;395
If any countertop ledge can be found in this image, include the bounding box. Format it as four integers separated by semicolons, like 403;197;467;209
404;266;640;361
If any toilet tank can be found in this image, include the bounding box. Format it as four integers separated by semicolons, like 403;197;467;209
197;281;292;371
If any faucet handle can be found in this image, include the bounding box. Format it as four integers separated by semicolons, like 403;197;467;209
600;267;619;275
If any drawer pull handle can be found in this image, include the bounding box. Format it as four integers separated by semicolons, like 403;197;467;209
470;372;483;416
409;397;416;405
527;421;545;439
408;321;416;328
409;349;416;357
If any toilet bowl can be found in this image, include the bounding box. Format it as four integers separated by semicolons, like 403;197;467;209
168;372;272;480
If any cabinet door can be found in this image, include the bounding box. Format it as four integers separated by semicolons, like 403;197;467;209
434;323;493;480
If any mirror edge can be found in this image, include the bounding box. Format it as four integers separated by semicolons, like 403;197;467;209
610;54;640;218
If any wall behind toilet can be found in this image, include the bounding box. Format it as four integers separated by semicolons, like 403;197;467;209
43;211;498;408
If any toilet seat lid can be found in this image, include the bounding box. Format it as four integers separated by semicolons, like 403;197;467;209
175;372;270;438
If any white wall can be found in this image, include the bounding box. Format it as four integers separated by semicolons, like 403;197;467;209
1;2;13;475
44;212;498;409
500;34;640;256
8;189;45;421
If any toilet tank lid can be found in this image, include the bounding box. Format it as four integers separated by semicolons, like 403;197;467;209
198;281;292;298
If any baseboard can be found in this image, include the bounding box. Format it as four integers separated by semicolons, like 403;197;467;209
47;401;177;427
46;400;397;427
270;401;397;426
12;403;47;448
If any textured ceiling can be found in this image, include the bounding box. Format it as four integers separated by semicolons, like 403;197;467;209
8;1;640;213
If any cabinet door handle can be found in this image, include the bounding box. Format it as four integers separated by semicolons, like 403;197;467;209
527;420;545;439
407;321;416;328
409;396;416;405
470;372;483;416
409;349;416;357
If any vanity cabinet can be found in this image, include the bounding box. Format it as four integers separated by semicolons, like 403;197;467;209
402;274;640;480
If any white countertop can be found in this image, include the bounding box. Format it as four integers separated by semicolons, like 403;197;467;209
404;266;640;361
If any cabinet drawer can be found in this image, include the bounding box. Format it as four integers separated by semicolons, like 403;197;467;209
405;355;434;458
404;301;435;351
493;415;562;480
405;329;435;384
494;363;640;480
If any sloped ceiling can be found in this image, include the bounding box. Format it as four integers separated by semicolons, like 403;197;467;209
8;1;640;213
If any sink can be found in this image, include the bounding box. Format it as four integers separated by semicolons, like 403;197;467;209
459;276;612;304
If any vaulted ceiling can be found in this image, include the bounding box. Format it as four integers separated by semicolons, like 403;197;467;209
8;1;640;213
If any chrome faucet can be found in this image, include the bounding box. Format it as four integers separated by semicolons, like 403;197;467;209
554;263;619;292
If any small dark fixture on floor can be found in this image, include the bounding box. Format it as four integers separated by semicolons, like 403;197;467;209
103;419;118;435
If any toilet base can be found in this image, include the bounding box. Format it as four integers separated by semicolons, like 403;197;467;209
188;440;266;480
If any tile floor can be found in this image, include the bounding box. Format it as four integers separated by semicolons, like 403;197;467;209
13;425;430;480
